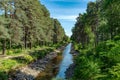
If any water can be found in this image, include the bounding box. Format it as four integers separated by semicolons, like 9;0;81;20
56;43;73;79
36;43;73;80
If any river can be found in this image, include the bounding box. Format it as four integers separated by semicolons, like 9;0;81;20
36;43;73;80
56;43;73;79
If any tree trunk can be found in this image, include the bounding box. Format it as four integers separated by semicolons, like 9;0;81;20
2;6;8;55
24;27;27;49
25;35;27;49
29;42;32;49
2;40;6;55
5;6;8;18
9;39;12;49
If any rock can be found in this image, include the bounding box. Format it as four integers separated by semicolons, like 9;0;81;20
65;63;76;79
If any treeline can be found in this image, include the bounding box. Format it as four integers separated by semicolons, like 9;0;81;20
71;0;120;46
0;0;67;55
71;0;120;80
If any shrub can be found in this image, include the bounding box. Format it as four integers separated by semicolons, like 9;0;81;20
14;49;22;54
108;63;120;79
6;50;14;55
74;55;101;80
0;71;8;80
6;49;22;55
0;59;17;71
24;55;33;63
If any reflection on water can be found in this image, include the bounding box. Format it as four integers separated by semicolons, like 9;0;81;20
36;55;63;80
56;43;73;79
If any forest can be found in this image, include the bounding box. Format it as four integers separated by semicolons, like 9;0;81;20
0;0;67;55
0;0;68;79
71;0;120;80
0;0;120;80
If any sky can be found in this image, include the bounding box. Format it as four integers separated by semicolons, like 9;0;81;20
40;0;95;37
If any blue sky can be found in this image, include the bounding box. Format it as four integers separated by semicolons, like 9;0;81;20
40;0;95;37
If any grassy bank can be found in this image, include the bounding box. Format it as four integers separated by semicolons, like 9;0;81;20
0;43;65;80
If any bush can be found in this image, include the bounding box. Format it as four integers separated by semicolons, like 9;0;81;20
73;40;120;80
24;55;33;63
74;43;82;51
108;63;120;79
74;55;101;80
6;49;22;55
14;49;22;54
0;59;17;71
6;50;14;55
96;40;120;68
0;71;8;80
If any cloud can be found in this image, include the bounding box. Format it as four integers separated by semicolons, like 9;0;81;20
40;0;96;37
50;8;86;13
83;0;96;2
53;15;77;21
50;8;86;19
66;31;72;37
47;0;95;2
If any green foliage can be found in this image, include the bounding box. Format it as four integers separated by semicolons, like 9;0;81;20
0;0;66;54
73;40;120;80
0;46;57;79
6;49;22;55
0;59;18;71
71;0;120;79
30;48;54;60
6;50;13;55
0;17;9;39
0;0;67;79
14;49;22;54
96;40;120;70
53;19;66;44
108;63;120;80
74;43;82;51
24;55;34;63
0;71;8;80
73;48;102;80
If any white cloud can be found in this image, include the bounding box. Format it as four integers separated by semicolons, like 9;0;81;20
50;8;86;20
50;8;86;13
66;32;72;37
53;15;77;21
47;0;95;2
83;0;96;2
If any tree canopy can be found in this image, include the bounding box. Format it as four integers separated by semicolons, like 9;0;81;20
0;0;67;54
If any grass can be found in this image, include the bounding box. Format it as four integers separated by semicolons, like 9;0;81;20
0;43;65;80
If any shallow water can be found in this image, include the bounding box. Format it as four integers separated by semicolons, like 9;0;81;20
56;43;73;79
36;43;73;80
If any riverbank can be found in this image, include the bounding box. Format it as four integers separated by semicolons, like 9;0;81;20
8;46;65;80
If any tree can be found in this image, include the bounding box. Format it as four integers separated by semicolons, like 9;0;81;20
0;0;11;54
0;0;66;54
0;16;9;55
53;19;65;44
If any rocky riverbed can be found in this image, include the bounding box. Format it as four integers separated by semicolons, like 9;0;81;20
9;46;65;80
